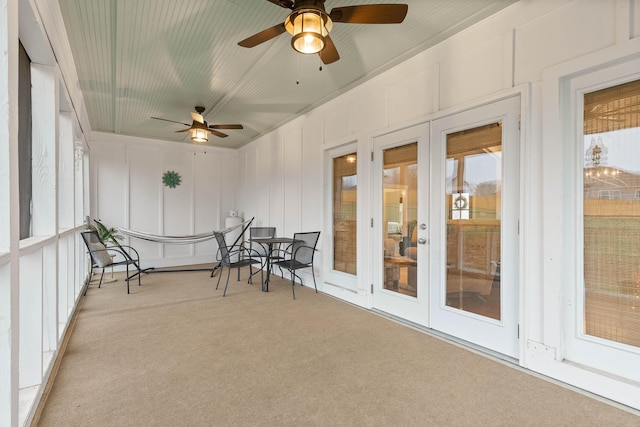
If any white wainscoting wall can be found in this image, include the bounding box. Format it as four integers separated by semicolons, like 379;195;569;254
90;132;240;269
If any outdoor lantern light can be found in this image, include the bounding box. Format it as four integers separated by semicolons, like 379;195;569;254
191;127;208;143
285;9;332;54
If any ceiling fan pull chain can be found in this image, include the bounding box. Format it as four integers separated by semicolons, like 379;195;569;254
296;54;300;85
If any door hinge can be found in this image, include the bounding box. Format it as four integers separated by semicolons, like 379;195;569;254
371;151;374;161
517;220;520;235
370;218;373;228
517;324;520;339
371;284;373;294
518;115;521;130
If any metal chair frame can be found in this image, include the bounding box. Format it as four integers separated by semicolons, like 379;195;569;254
81;230;142;294
273;231;320;299
213;220;265;296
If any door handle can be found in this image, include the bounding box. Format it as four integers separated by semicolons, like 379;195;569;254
418;238;427;245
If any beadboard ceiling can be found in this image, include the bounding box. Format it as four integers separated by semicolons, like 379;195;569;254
58;0;518;148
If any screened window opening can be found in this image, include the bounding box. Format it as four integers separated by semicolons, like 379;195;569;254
18;41;33;239
583;78;640;348
333;153;357;275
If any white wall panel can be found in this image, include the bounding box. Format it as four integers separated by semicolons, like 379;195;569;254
353;89;387;134
283;129;302;237
515;0;616;84
269;136;285;233
389;66;437;126
635;0;640;38
440;35;507;110
194;152;219;256
95;143;126;227
128;145;161;260
325;104;352;144
301;119;324;233
218;153;239;228
162;150;192;258
241;148;257;220
255;139;272;224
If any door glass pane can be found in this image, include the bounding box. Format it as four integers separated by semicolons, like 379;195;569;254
383;143;417;296
583;79;640;348
445;123;502;320
333;153;357;275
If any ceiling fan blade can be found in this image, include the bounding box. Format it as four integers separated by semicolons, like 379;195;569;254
151;116;190;127
175;129;190;133
318;35;340;64
329;4;408;24
266;0;294;8
209;124;243;130
209;129;229;138
238;23;287;48
191;112;205;124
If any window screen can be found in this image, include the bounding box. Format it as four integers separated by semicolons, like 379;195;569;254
18;42;32;239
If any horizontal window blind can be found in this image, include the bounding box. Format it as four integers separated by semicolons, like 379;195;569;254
333;153;357;275
583;79;640;348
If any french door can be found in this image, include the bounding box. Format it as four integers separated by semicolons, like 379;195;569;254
372;97;521;358
372;124;429;326
429;97;520;358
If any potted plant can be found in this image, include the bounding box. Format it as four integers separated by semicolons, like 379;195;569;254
86;219;123;246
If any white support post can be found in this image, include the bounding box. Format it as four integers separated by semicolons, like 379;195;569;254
0;0;22;425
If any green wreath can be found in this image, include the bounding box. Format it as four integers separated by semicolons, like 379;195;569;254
162;170;182;188
453;195;468;210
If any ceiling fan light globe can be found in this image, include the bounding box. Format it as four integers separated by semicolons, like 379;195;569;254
286;10;331;55
191;128;208;143
292;32;324;54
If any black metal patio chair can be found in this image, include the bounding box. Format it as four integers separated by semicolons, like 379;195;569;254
272;231;320;299
213;221;264;296
81;230;142;294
